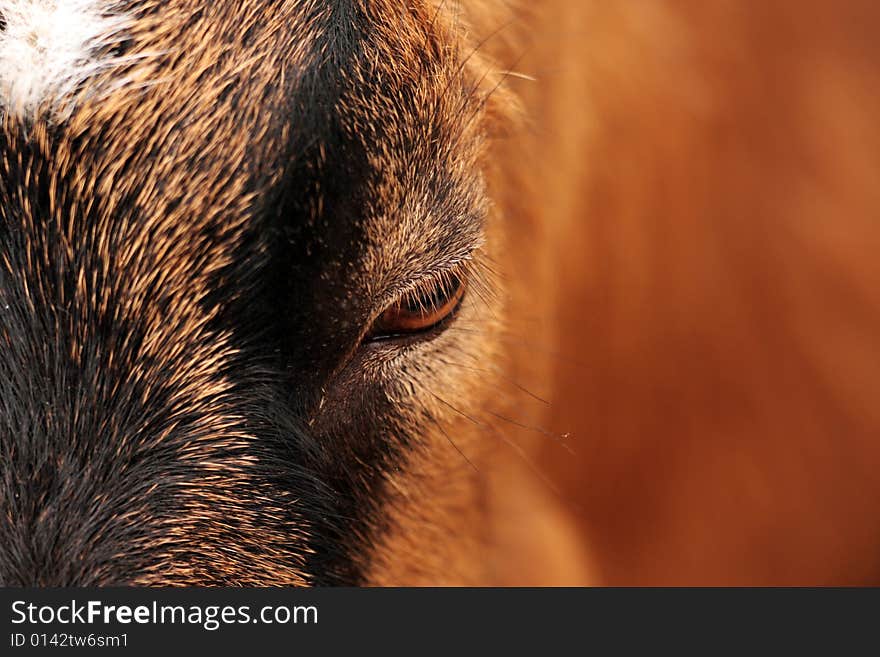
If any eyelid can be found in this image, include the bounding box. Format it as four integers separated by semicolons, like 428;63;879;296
366;264;469;341
371;255;474;324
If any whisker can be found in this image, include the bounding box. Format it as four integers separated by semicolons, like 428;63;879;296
436;357;551;406
498;70;537;82
427;0;450;36
445;325;592;370
481;417;578;510
429;13;521;131
459;34;534;131
485;410;575;455
428;413;480;473
427;392;583;514
429;391;484;428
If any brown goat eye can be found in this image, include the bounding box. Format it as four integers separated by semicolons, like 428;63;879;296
369;274;466;340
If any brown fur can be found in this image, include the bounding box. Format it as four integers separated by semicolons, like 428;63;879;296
0;0;508;585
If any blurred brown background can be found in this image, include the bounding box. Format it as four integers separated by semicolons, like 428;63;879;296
484;0;880;585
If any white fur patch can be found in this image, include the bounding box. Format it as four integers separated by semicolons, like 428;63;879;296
0;0;132;120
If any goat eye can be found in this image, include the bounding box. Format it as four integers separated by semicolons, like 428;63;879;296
368;273;466;340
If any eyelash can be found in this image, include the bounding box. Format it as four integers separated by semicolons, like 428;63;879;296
365;258;491;342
